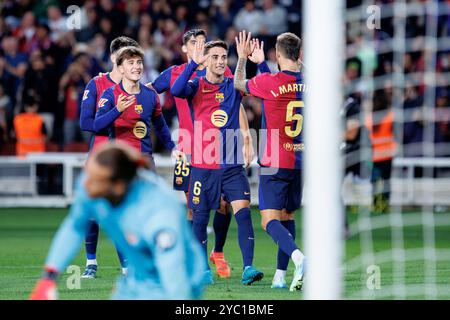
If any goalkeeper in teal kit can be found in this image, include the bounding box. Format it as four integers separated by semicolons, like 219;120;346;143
30;142;205;300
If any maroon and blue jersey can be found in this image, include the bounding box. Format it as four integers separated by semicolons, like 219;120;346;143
151;63;234;156
80;73;116;150
246;70;306;170
93;82;175;156
171;61;243;170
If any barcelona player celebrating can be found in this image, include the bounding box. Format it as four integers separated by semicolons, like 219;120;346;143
93;46;184;168
151;29;262;279
234;31;306;291
171;39;263;285
79;36;140;279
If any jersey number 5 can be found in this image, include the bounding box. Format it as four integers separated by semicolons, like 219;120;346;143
285;101;304;138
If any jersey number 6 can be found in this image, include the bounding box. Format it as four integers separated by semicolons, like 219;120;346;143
285;101;304;138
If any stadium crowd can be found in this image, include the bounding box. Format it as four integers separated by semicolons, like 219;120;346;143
0;0;448;158
0;0;300;154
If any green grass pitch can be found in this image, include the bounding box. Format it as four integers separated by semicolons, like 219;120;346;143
1;207;450;299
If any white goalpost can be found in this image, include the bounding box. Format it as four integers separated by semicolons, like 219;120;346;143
303;0;345;299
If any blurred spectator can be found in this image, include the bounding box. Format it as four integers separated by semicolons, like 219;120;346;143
266;48;279;73
225;26;238;70
58;60;90;145
210;0;234;39
174;5;189;34
365;89;397;213
12;11;36;53
0;84;10;144
13;96;47;157
75;4;99;42
0;35;27;120
436;88;450;154
259;0;288;37
233;0;263;36
124;0;142;39
22;49;58;139
138;28;161;85
29;23;53;55
97;0;127;36
47;5;68;42
88;33;109;70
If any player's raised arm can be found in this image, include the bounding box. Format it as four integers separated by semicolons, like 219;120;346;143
170;40;208;98
249;38;271;74
234;30;256;93
93;92;133;132
239;104;254;168
148;67;173;94
79;79;98;132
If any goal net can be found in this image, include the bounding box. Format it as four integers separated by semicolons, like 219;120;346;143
304;0;450;299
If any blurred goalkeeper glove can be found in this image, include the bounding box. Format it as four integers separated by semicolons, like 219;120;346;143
29;268;58;300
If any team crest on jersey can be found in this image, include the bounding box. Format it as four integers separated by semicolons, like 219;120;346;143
211;110;228;128
133;121;147;139
135;104;143;114
98;98;108;108
176;177;183;185
82;90;89;101
215;92;224;103
192;196;200;205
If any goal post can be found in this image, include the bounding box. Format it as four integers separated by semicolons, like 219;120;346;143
303;0;345;299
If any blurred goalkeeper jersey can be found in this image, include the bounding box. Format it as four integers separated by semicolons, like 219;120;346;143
44;170;206;299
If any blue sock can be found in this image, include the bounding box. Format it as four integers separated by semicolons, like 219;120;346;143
234;208;254;268
116;249;127;268
192;210;210;269
266;219;298;258
213;211;231;252
85;220;99;260
277;220;296;270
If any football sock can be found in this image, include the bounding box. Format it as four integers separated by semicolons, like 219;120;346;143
235;207;254;268
193;210;211;269
213;210;232;252
85;220;99;260
116;249;127;268
273;269;287;282
291;249;305;268
277;220;296;270
266;219;298;259
86;259;97;266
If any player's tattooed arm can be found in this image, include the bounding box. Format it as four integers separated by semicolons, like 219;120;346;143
234;57;249;93
234;30;256;94
239;104;254;168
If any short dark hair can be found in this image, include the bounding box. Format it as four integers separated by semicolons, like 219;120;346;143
276;32;301;61
182;29;207;45
110;36;140;55
204;40;228;55
116;46;144;66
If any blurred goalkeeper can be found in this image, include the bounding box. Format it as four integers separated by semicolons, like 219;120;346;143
30;142;206;300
